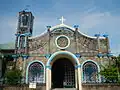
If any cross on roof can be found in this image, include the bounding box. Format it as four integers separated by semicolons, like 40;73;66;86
59;16;66;24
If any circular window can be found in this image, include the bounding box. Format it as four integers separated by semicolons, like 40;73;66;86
55;35;70;49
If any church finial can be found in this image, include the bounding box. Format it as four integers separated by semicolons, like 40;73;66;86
59;16;66;24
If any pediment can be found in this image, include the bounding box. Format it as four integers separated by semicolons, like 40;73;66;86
29;23;105;40
28;23;108;55
50;24;105;39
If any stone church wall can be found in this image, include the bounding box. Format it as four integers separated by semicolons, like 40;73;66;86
1;84;120;90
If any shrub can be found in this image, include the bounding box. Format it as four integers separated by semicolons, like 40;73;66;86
4;68;22;85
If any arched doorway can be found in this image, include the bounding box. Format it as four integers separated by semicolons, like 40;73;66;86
46;51;82;90
52;58;75;88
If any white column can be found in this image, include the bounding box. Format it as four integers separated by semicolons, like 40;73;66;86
75;69;78;89
23;57;27;83
78;67;82;90
17;36;20;47
44;66;46;83
97;36;101;53
98;57;102;83
24;36;27;47
46;67;51;90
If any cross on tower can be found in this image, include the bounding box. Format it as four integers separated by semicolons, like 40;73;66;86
59;16;66;24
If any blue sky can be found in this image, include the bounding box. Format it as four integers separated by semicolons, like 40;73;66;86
0;0;120;55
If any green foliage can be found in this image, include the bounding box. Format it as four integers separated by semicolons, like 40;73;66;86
100;55;120;83
4;68;22;85
100;66;118;83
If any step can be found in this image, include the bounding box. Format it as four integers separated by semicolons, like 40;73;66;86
52;88;77;90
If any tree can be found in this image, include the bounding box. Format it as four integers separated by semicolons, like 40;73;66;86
100;55;120;83
100;65;118;83
116;55;120;82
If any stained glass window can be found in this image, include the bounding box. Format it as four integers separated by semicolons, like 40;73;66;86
28;62;44;83
83;61;98;83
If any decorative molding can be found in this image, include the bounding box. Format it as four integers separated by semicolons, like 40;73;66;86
46;26;51;29
75;53;81;58
45;54;51;59
29;23;105;39
15;33;20;37
74;25;79;28
103;34;108;38
97;53;103;57
46;51;80;66
94;34;100;37
55;35;70;49
75;64;81;69
12;55;18;59
46;65;51;69
22;55;29;59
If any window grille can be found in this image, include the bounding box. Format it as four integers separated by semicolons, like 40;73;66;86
28;62;44;83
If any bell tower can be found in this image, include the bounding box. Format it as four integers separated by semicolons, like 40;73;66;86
15;10;34;55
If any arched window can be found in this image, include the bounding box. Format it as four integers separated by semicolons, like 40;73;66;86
28;62;44;83
21;14;28;26
83;61;98;83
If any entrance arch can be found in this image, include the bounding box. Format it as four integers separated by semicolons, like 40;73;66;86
52;58;75;88
46;51;82;90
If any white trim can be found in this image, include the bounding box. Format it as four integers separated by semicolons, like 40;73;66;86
46;51;80;66
29;23;105;39
24;36;27;47
46;51;81;90
17;36;20;47
50;24;105;39
50;24;75;31
28;31;47;39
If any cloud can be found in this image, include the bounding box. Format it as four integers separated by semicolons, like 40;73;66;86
0;2;120;55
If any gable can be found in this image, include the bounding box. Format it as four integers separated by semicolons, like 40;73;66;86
28;24;109;56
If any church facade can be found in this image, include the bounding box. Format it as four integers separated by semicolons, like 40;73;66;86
14;11;111;90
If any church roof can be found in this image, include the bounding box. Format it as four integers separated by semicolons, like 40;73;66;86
0;42;15;50
29;23;105;39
